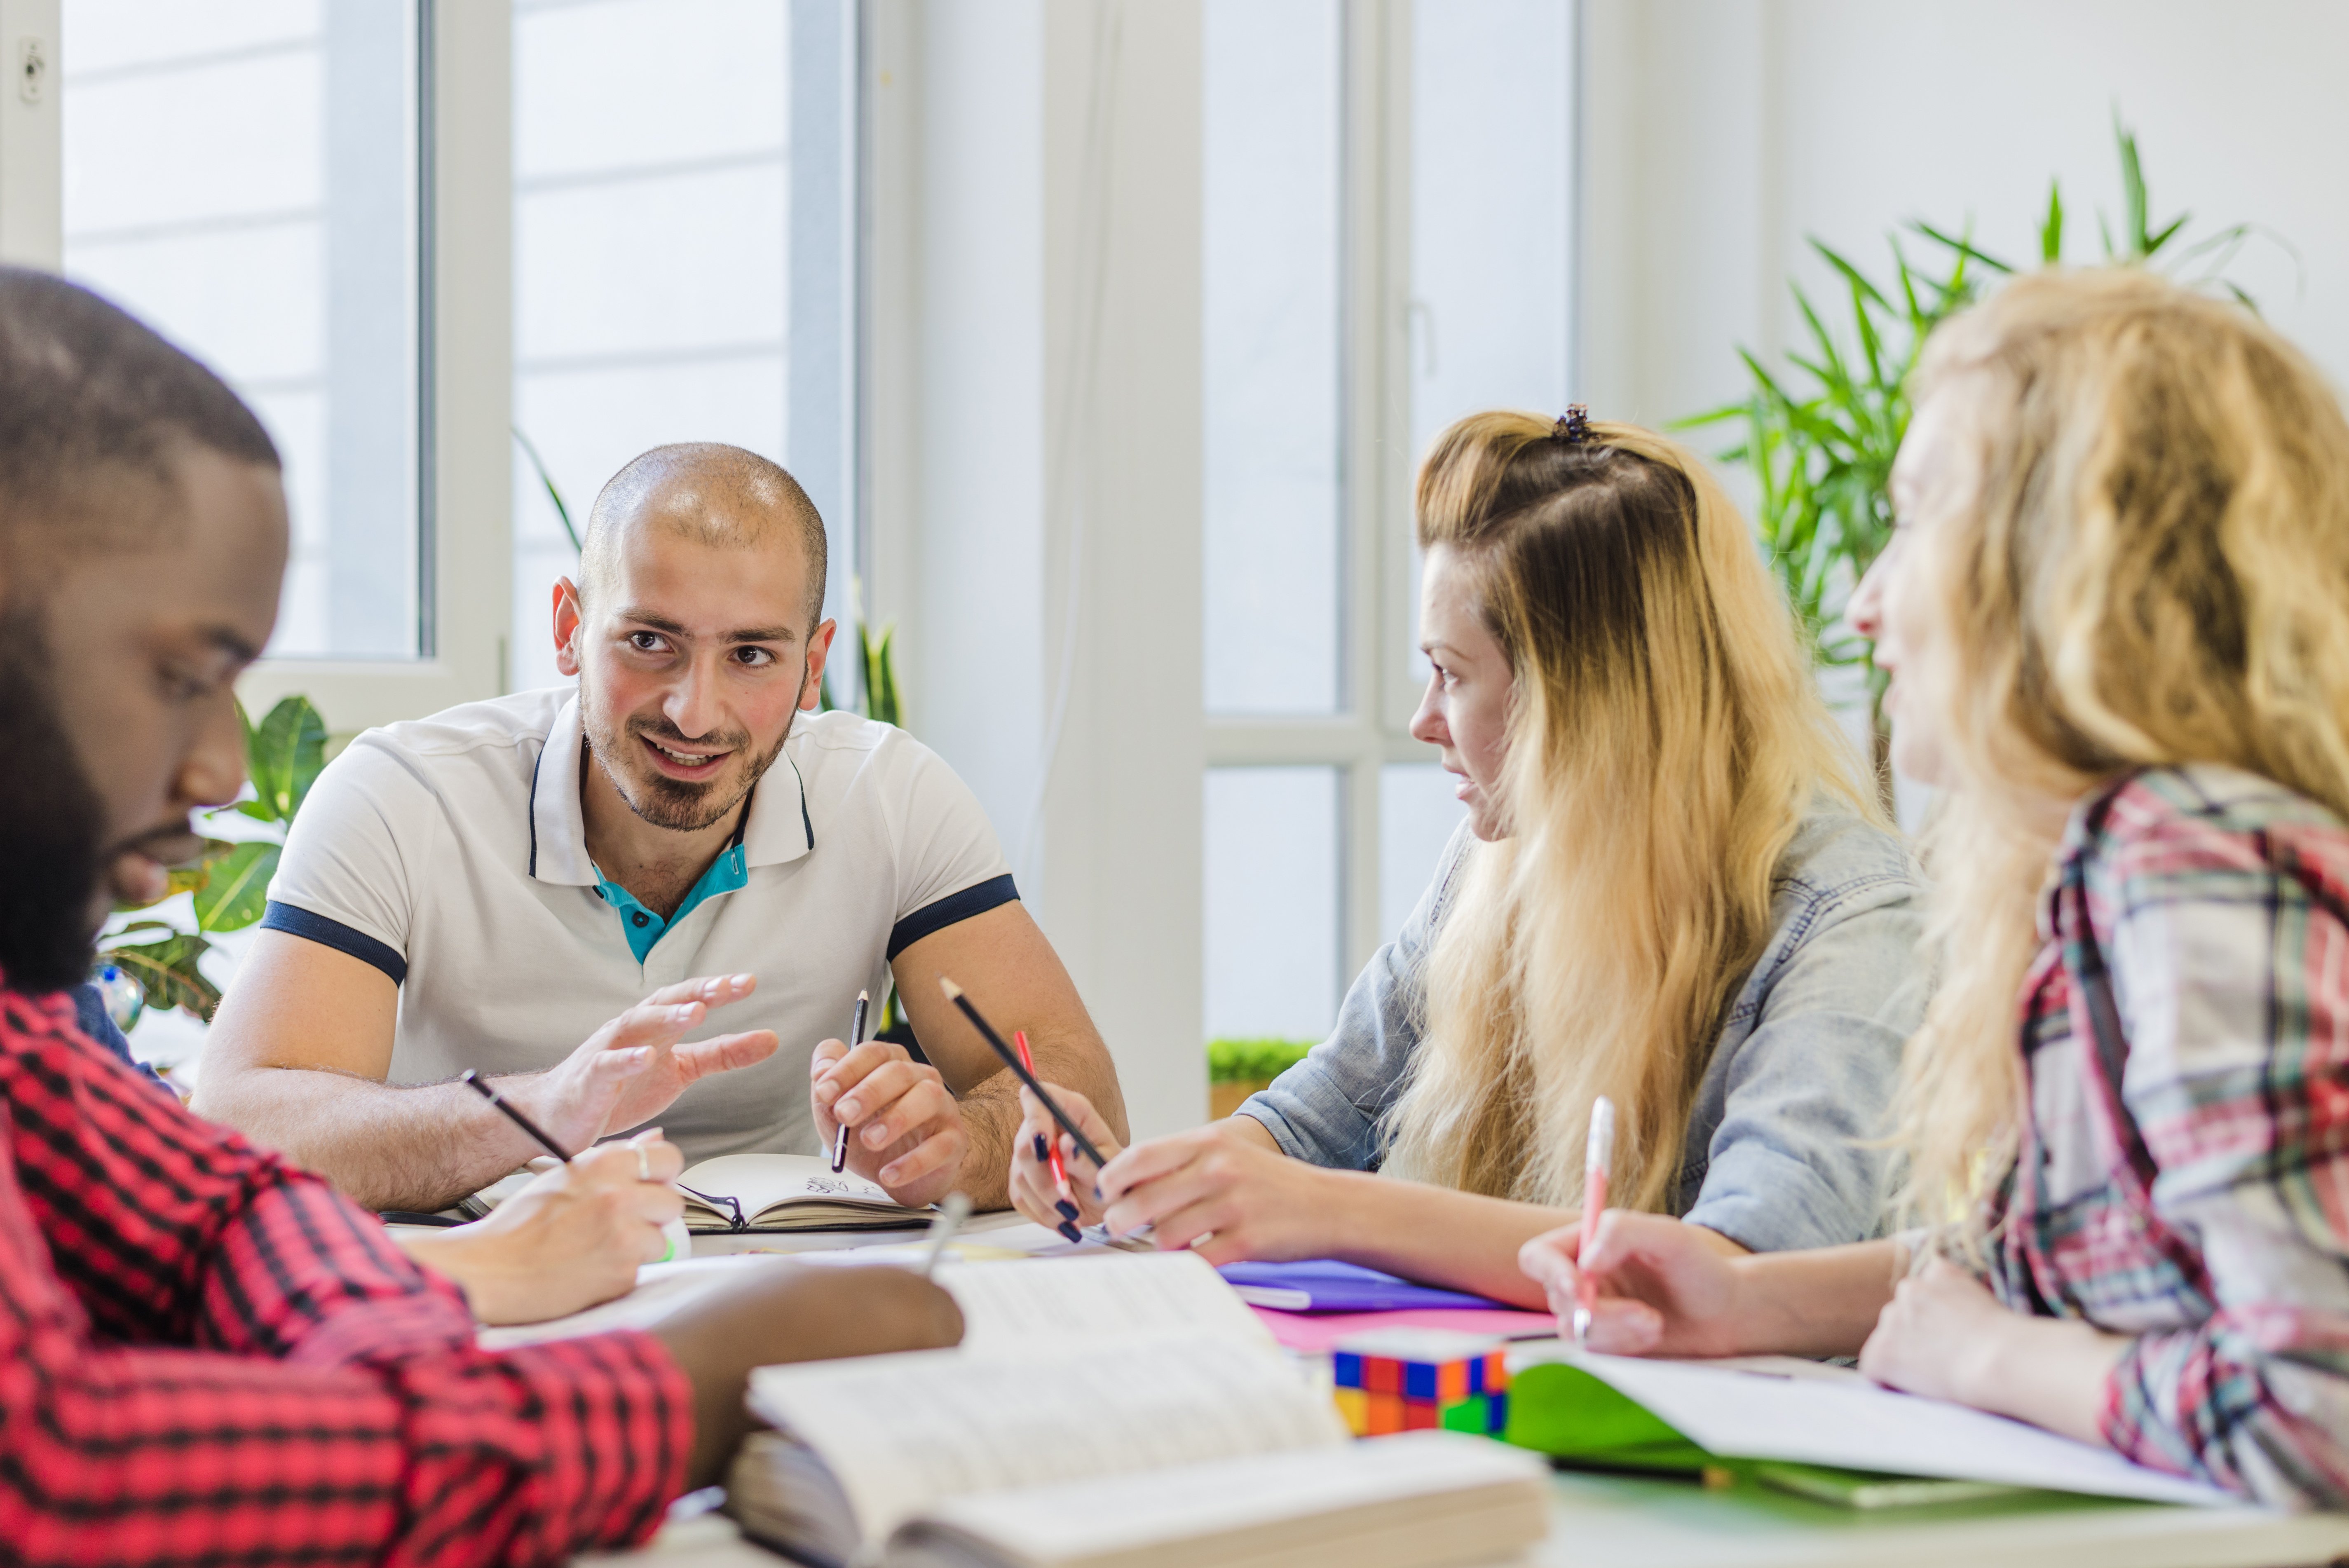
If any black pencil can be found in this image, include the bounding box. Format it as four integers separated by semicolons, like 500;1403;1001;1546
461;1069;574;1163
832;990;869;1173
937;976;1108;1168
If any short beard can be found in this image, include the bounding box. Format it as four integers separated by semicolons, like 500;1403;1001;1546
0;603;107;994
579;683;794;835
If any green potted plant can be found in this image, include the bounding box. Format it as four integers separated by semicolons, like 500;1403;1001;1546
1207;1036;1315;1119
1681;117;2271;803
102;694;328;1021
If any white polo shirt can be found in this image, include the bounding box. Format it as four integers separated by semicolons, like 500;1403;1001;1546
260;687;1017;1162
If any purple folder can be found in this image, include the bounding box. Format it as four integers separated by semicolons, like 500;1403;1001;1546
1215;1258;1507;1313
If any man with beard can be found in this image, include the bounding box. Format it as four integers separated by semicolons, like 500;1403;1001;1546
0;269;962;1563
196;442;1127;1219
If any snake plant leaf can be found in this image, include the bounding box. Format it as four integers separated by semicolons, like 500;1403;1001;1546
193;839;279;932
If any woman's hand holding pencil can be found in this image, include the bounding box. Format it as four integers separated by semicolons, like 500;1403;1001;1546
1006;1079;1125;1239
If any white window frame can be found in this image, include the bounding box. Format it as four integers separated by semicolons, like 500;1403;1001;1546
1204;0;1432;990
5;0;513;736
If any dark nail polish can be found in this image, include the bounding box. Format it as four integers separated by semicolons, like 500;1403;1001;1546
1055;1198;1079;1220
1033;1133;1049;1161
1057;1221;1082;1242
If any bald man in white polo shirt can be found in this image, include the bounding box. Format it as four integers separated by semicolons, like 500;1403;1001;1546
197;443;1126;1218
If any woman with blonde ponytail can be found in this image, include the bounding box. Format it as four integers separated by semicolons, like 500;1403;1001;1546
1001;411;1925;1305
1540;268;2349;1507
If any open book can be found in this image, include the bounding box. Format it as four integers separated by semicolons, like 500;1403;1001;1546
677;1153;931;1233
726;1250;1550;1568
1507;1348;2236;1509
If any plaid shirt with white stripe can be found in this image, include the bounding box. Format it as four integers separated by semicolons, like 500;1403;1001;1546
0;987;690;1564
1989;764;2349;1507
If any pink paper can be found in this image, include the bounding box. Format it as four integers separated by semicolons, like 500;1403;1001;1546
1252;1304;1559;1353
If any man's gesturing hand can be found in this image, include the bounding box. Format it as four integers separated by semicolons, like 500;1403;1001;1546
512;974;780;1157
809;1036;968;1207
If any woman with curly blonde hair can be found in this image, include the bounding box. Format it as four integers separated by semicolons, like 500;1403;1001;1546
1002;412;1925;1303
1533;268;2349;1506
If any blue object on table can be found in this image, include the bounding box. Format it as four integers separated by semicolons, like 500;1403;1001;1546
1215;1258;1507;1312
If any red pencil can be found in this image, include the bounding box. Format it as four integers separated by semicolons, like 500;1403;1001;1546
1013;1029;1072;1203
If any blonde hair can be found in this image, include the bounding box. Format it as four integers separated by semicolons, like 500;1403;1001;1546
1894;269;2349;1222
1383;414;1878;1212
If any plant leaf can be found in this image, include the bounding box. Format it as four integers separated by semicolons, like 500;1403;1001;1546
513;427;583;554
100;926;221;1022
2116;111;2149;255
193;840;279;931
248;696;326;822
2040;180;2064;265
1908;220;2014;275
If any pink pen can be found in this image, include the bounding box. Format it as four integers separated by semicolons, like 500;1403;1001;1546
1572;1096;1616;1344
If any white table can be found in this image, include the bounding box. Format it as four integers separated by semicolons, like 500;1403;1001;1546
595;1473;2349;1568
567;1218;2349;1568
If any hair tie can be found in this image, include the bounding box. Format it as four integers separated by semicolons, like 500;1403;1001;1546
1554;405;1591;445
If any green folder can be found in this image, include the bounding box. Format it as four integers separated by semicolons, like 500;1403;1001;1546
1501;1361;2035;1510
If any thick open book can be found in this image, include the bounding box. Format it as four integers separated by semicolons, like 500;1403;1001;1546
727;1250;1550;1568
677;1153;931;1232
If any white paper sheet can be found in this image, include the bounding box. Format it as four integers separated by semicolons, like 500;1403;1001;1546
935;1249;1273;1354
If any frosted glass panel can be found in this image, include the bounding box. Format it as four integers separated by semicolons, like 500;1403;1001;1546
1201;0;1342;716
1407;0;1574;674
62;0;423;659
511;0;855;694
1379;764;1470;946
1205;767;1341;1041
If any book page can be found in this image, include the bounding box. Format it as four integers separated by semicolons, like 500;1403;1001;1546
935;1250;1274;1355
1563;1351;2236;1507
904;1430;1548;1566
745;1336;1347;1547
678;1153;923;1223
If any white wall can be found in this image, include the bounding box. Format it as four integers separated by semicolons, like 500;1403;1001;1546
1585;0;2349;434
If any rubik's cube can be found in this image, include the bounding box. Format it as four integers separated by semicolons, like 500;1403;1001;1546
1331;1328;1509;1438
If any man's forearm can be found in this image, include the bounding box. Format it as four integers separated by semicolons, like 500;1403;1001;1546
194;1067;556;1212
952;1026;1127;1211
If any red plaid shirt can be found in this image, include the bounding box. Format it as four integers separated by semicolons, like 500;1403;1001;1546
0;987;692;1565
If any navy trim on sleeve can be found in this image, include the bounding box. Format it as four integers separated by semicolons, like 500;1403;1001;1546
260;900;409;985
886;873;1019;959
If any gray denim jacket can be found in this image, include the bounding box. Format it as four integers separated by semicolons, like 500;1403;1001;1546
1238;805;1928;1253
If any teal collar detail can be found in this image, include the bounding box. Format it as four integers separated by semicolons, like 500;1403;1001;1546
596;843;750;963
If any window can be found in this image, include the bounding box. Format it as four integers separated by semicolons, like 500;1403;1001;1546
1404;0;1575;677
1201;0;1341;719
61;0;426;661
1201;1;1566;1049
509;0;857;695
